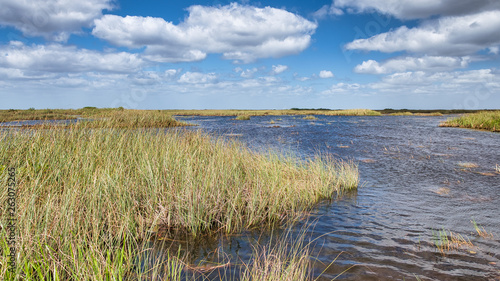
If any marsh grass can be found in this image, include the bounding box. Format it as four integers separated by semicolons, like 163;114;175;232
167;109;381;116
0;107;120;123
390;112;413;116
74;110;188;128
471;220;494;239
240;228;311;281
0;126;358;279
235;115;251;120
440;111;500;132
303;115;318;120
0;108;189;129
432;229;473;255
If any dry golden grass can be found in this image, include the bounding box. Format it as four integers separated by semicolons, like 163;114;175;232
0;125;358;279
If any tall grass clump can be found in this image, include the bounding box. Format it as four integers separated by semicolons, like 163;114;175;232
235;115;251;120
0;127;358;279
75;110;188;128
440;111;500;132
432;229;473;255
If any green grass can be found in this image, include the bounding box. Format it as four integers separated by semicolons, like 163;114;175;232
390;112;413;116
440;111;500;132
235;115;251;120
302;115;318;120
0;125;358;279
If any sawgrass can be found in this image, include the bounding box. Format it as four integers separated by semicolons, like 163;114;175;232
440;111;500;132
0;125;358;279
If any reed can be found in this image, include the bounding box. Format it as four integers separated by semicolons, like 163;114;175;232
0;126;358;279
440;111;500;132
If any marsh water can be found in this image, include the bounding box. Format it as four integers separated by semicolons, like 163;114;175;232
171;115;500;281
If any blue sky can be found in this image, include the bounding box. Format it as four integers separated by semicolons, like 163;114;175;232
1;0;499;109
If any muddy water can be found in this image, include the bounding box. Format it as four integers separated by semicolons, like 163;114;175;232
174;115;500;280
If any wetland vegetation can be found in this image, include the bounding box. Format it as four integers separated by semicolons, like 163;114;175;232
0;112;358;280
440;110;500;132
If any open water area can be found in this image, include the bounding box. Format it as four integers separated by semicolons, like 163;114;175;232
171;115;500;281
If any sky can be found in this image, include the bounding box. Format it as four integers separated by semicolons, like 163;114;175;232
0;0;499;110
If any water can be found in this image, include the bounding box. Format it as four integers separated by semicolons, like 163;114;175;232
172;115;500;280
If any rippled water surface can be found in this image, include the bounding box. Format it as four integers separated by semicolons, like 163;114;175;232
174;115;500;281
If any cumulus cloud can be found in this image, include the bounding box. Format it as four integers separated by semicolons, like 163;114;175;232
319;70;334;78
271;65;288;75
0;41;146;77
92;3;317;63
355;56;470;74
178;72;217;84
332;0;500;20
345;11;500;57
0;0;113;41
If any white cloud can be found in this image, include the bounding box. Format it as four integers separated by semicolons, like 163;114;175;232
0;0;113;41
489;46;500;55
235;67;259;78
313;4;344;19
319;70;334;78
322;82;362;94
178;72;217;84
355;56;470;74
345;11;500;56
333;0;500;19
92;3;317;63
370;69;500;94
0;42;146;78
271;65;288;75
130;69;179;85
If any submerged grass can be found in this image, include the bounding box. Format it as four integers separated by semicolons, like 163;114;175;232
0;125;358;279
432;229;474;255
471;220;494;239
440;111;500;132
